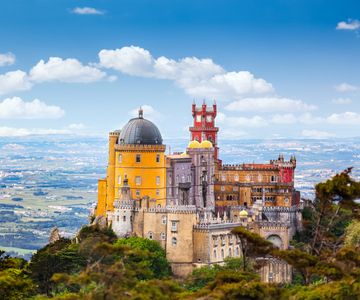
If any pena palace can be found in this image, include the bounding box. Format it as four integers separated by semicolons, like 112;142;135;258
93;100;303;281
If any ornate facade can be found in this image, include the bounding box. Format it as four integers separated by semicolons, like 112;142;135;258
95;103;303;281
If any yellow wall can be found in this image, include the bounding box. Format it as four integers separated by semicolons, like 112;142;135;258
96;178;107;217
106;132;120;212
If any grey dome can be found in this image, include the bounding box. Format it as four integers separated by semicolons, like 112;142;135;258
118;115;163;145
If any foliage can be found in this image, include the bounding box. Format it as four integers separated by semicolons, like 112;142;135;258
114;236;172;280
231;227;275;271
345;221;360;248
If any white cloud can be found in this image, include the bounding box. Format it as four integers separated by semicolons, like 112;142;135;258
334;83;358;91
0;127;71;137
336;19;360;30
71;7;106;15
0;97;65;119
332;98;351;104
0;52;15;67
302;130;336;139
217;112;267;127
107;75;118;82
0;71;33;95
224;97;317;112
220;128;247;139
129;105;162;119
326;112;360;124
299;113;324;124
270;114;297;124
29;57;106;83
97;46;273;100
68;123;85;129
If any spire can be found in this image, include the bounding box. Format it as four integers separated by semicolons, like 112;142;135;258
193;99;196;105
138;107;143;118
213;99;216;105
203;99;206;105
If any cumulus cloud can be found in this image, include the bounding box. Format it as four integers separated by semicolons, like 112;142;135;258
0;97;65;119
270;114;297;124
332;98;351;104
0;127;71;137
29;57;106;83
129;105;162;119
71;7;106;15
326;112;360;124
221;128;247;139
68;123;85;129
0;52;15;67
217;112;267;127
334;83;358;91
97;46;273;100
0;71;33;95
224;97;317;112
107;75;117;82
336;19;360;30
302;130;336;139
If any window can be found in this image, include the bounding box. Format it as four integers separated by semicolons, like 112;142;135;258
222;174;226;181
136;190;140;196
169;188;172;196
258;174;263;181
271;175;277;182
118;189;121;196
229;248;232;257
182;164;184;171
229;235;233;244
233;186;238;191
135;176;141;185
136;154;141;163
161;232;166;240
221;249;224;259
187;174;190;182
269;273;273;281
181;174;185;183
176;188;178;195
246;174;250;181
172;237;177;246
118;175;122;185
234;174;239;181
221;236;226;245
117;215;119;221
213;250;217;260
156;189;159;196
169;175;172;184
236;247;240;257
118;154;122;163
123;216;126;222
237;236;240;243
285;196;289;203
156;154;160;163
214;236;218;246
148;232;153;240
176;175;179;184
156;176;160;185
171;221;178;232
162;215;166;225
221;186;225;191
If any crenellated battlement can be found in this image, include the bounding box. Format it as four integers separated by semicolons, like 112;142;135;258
166;205;197;213
113;200;135;209
260;221;290;228
221;164;278;171
115;144;166;151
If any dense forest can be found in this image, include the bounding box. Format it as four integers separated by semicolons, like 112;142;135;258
2;168;360;299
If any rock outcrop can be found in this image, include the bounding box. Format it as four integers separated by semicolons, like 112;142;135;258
92;215;106;229
49;225;61;243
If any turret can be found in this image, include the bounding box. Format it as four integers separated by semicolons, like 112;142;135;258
192;100;196;117
213;100;217;117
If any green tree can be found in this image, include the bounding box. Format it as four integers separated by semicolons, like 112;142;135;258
114;236;172;280
231;227;275;271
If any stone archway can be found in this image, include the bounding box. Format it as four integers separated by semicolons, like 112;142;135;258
266;234;283;249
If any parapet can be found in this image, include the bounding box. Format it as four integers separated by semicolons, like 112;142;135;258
113;200;135;209
115;144;166;151
166;205;197;213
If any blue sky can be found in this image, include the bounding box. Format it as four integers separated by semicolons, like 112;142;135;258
0;0;359;141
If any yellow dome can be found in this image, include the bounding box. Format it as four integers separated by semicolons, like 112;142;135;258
188;140;200;149
200;140;213;148
181;152;187;156
239;210;248;218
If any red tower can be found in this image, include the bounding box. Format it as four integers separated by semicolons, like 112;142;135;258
189;100;220;161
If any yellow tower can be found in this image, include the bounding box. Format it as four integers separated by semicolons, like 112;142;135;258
97;108;166;217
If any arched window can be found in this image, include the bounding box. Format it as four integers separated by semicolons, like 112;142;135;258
181;174;185;183
258;174;262;181
234;174;239;181
176;175;179;184
187;174;190;182
236;247;240;257
222;174;226;181
169;175;172;184
148;232;153;240
213;250;217;260
172;237;177;246
229;248;232;257
118;154;122;163
118;175;121;185
162;215;166;225
246;174;250;181
157;204;162;209
161;232;166;240
221;249;224;259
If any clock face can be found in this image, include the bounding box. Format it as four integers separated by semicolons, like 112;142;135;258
196;115;201;122
206;115;212;122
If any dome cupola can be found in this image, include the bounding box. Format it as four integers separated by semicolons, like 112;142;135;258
118;108;163;145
